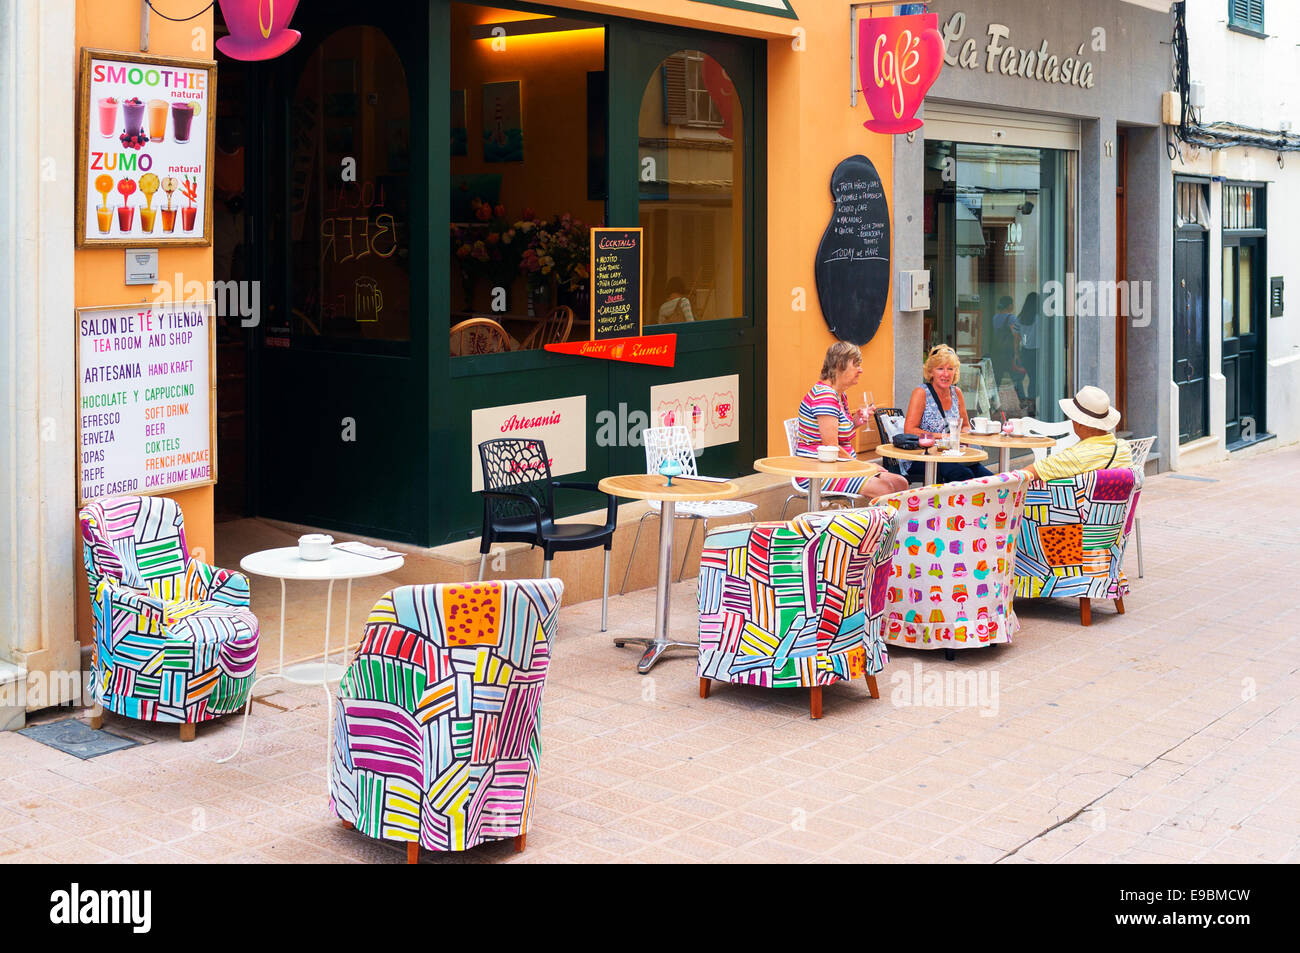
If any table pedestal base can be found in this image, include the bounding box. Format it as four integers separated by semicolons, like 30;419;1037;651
614;498;698;674
612;636;699;675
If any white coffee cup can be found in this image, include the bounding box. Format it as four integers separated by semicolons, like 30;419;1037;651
299;533;334;560
973;416;990;433
817;445;839;463
1008;418;1023;436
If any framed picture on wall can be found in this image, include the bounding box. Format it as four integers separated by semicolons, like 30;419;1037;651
76;49;217;247
482;80;523;162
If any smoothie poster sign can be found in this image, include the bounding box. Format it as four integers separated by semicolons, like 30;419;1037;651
77;50;216;247
77;301;216;503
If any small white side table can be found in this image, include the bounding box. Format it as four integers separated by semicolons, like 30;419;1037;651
216;545;404;763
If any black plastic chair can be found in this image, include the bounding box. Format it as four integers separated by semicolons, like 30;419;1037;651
476;438;617;631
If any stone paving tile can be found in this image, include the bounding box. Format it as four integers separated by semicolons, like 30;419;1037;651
2;447;1299;862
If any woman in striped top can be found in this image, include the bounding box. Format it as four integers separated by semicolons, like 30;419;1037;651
795;341;908;499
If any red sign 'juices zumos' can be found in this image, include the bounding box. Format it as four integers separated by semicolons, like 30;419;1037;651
859;12;945;134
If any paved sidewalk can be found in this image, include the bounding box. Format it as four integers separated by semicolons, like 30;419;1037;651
1;447;1297;863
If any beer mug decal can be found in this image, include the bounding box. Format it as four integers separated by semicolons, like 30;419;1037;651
354;277;383;323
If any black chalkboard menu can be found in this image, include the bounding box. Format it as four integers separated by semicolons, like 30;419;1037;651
814;155;891;345
589;227;643;340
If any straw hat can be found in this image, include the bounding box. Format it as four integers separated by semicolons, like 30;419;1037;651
1059;386;1121;431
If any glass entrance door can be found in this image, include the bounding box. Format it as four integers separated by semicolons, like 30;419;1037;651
1221;183;1266;447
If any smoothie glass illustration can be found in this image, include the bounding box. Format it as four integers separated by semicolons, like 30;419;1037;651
94;174;113;232
139;172;159;232
161;176;178;232
96;97;119;138
171;100;198;143
180;175;199;230
121;97;146;137
147;99;168;141
116;177;137;232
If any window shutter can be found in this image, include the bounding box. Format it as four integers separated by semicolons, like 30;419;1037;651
662;55;689;126
1230;0;1264;31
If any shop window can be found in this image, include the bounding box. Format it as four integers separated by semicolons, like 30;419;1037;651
1222;183;1263;230
1176;180;1210;229
449;4;606;355
1228;0;1265;36
640;51;744;325
923;140;1074;422
288;26;411;343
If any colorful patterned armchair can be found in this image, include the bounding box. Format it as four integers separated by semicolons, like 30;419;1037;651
78;496;259;740
1013;468;1139;625
875;472;1030;657
696;508;898;719
330;579;564;862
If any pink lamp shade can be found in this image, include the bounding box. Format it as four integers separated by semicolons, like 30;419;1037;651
216;0;301;61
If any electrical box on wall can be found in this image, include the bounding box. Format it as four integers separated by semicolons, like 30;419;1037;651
1161;91;1181;125
898;270;930;311
1270;276;1284;318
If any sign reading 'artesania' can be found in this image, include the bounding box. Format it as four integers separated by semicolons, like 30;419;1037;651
589;227;643;341
470;395;587;492
77;301;216;503
77;50;216;247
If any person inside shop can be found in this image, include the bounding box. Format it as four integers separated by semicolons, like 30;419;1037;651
657;277;695;323
1014;291;1041;416
991;295;1026;402
795;341;909;499
902;344;994;484
1023;386;1132;482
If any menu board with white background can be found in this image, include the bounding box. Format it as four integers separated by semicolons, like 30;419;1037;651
470;396;587;491
77;49;216;247
77;301;216;503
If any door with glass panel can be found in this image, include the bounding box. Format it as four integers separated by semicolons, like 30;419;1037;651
605;22;762;480
1221;183;1266;447
1173;178;1209;443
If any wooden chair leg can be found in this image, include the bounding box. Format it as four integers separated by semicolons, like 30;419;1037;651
406;842;419;864
809;686;823;719
1115;597;1125;614
1080;597;1092;626
865;674;880;699
515;833;526;853
340;819;354;830
699;677;710;699
179;723;196;742
89;714;103;730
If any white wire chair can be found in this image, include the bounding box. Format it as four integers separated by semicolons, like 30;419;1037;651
1022;416;1079;463
1126;435;1156;579
778;418;867;520
618;426;758;594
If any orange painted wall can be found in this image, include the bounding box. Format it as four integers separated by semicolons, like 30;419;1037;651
74;2;215;644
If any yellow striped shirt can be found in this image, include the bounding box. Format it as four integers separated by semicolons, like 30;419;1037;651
1033;434;1132;482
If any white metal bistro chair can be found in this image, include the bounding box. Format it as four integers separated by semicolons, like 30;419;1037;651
1022;416;1079;463
778;417;867;520
1126;435;1156;579
619;426;757;594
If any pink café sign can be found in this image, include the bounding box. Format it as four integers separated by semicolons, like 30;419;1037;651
216;0;301;61
859;12;944;135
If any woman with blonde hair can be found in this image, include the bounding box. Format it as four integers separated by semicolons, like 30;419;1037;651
795;341;908;499
902;344;992;484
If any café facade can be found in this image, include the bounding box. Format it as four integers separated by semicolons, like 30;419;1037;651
2;0;1175;716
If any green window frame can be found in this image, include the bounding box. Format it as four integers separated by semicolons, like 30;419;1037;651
1228;0;1265;37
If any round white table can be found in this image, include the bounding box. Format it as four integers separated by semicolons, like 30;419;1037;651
216;545;404;763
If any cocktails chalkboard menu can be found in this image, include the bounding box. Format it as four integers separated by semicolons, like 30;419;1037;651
814;154;891;345
589;227;643;340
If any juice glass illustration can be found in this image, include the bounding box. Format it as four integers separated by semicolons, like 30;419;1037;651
122;97;146;137
139;173;159;210
116;205;135;231
160;207;177;232
179;175;199;230
181;205;197;231
171;101;196;143
147;99;168;141
139;207;157;232
97;97;119;137
96;206;112;233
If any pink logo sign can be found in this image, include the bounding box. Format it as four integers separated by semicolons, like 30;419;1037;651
216;0;302;61
859;12;944;134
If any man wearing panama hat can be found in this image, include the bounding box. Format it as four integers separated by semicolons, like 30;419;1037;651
1023;386;1132;482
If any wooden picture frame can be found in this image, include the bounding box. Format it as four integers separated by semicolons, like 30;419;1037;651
76;49;218;248
75;300;218;504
